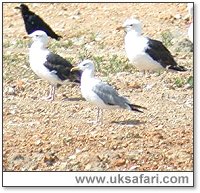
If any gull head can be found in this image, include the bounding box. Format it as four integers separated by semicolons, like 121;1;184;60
117;18;142;34
29;30;49;46
71;60;95;72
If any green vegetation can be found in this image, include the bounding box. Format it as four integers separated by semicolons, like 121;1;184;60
161;30;173;48
49;39;74;52
187;76;193;88
3;53;33;82
92;56;104;72
77;45;92;61
174;77;185;88
174;76;193;88
93;54;132;76
89;32;97;42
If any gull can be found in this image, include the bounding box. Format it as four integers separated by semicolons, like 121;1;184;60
29;30;81;101
187;3;193;43
117;18;187;72
15;3;62;40
71;60;146;123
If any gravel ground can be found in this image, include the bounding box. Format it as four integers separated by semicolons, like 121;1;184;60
3;3;193;171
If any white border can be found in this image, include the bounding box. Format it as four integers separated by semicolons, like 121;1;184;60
3;172;193;187
1;0;198;192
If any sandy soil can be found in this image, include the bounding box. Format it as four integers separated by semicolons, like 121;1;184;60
3;2;193;171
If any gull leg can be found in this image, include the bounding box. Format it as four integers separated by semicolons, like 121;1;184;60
139;70;145;77
100;109;104;124
145;70;151;78
96;107;103;124
50;85;56;101
42;85;56;101
96;107;100;123
86;107;102;125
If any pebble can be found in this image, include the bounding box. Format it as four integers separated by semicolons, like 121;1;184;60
68;154;76;160
114;158;126;167
7;87;15;95
35;139;42;145
84;163;92;170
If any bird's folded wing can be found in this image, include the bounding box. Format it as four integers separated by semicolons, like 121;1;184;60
92;82;129;107
44;53;81;82
145;38;178;68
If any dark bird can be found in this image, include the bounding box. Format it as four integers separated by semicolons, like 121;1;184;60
29;30;81;101
15;3;62;40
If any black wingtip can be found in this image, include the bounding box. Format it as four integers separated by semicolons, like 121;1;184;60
169;65;187;72
55;35;62;41
129;104;147;113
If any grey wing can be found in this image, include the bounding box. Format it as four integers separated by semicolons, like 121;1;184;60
92;82;130;109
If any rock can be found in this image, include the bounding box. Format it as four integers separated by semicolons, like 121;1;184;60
44;155;59;166
127;82;141;89
75;148;82;154
144;84;154;91
174;14;181;19
114;158;126;167
63;137;72;145
68;154;76;160
13;154;24;161
84;163;92;170
10;109;17;115
175;38;193;52
7;87;16;95
35;139;42;145
129;165;139;171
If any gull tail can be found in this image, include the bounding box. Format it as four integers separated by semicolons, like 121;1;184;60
129;104;147;113
168;65;187;72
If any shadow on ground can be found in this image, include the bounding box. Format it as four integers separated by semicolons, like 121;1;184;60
112;119;146;126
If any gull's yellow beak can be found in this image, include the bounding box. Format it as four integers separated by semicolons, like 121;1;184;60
25;34;32;38
116;26;124;31
71;66;80;72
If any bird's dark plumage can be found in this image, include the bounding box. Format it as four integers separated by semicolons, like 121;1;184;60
129;104;147;113
146;38;187;71
15;4;62;40
44;53;82;83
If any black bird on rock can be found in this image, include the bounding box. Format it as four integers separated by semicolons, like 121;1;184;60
15;3;62;40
